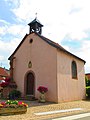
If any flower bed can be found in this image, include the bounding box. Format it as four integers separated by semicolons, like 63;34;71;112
0;107;27;115
0;100;28;115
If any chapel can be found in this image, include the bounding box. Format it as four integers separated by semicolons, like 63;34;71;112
8;18;86;102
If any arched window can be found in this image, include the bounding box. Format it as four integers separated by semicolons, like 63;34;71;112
71;61;77;79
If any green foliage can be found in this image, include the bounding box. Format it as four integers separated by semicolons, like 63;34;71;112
6;100;18;105
85;76;90;87
86;86;90;97
9;90;21;100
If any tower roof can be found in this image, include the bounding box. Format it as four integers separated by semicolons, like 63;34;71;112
28;18;43;27
28;18;43;34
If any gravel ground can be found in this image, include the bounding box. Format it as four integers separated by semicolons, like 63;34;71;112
0;100;90;120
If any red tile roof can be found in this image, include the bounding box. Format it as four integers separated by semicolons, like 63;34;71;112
0;76;4;80
0;67;9;77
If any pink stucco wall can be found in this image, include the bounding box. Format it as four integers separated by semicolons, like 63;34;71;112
57;50;86;102
13;33;57;102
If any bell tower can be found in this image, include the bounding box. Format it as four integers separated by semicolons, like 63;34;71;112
28;17;43;34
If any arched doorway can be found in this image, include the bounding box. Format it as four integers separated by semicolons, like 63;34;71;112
26;72;35;96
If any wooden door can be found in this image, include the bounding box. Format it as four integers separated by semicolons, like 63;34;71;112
26;72;34;95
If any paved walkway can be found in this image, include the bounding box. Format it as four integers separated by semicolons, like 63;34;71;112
34;108;83;115
0;100;90;120
52;113;90;120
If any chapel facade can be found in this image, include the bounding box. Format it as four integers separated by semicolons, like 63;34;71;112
8;18;86;102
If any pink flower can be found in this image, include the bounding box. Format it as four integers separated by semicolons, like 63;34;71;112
18;101;23;105
1;102;6;105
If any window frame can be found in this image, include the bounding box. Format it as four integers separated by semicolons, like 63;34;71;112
71;60;77;79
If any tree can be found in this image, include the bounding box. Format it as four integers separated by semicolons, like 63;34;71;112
85;76;90;87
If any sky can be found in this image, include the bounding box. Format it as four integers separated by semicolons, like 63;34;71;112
0;0;90;73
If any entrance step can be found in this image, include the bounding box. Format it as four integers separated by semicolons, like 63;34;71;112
25;95;37;101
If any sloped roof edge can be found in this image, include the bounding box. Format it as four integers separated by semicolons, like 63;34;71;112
36;32;86;64
8;32;86;64
8;34;28;60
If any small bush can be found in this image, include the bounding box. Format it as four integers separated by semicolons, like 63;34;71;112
86;86;90;97
9;90;21;100
85;76;90;87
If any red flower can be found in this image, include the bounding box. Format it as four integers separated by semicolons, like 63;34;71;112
5;77;10;83
18;101;23;105
1;102;6;105
37;86;48;93
0;102;6;108
0;82;9;87
0;77;11;87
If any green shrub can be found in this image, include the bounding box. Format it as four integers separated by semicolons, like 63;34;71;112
85;76;90;87
86;86;90;97
9;90;21;100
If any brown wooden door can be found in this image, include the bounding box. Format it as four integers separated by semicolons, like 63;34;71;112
26;72;34;95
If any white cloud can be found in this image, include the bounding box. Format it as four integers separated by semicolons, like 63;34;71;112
0;27;6;35
8;38;21;53
0;38;20;53
74;41;90;60
0;37;21;68
0;56;4;61
4;0;20;8
1;0;90;72
0;20;9;35
0;19;28;38
7;0;90;43
12;0;32;21
71;40;90;73
7;24;28;36
0;19;10;25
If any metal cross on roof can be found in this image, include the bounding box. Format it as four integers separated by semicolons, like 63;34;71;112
35;13;37;19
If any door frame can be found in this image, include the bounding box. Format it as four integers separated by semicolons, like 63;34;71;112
24;70;35;97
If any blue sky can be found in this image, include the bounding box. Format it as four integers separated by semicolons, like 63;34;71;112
0;0;90;73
